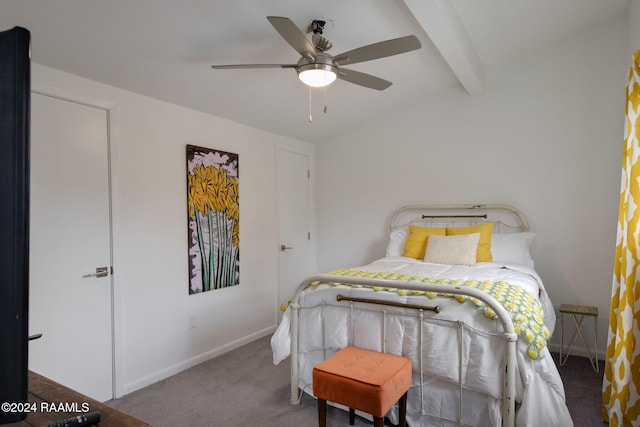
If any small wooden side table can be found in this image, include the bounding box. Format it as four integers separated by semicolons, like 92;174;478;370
5;371;151;427
559;304;599;372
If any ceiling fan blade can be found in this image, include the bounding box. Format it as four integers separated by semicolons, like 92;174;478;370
211;64;296;69
333;35;421;66
267;16;317;60
338;68;392;91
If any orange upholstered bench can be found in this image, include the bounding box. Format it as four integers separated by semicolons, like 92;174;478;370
312;346;412;427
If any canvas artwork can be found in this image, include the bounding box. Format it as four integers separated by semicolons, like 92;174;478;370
186;145;239;294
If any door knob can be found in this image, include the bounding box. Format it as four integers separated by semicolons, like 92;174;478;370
280;244;293;251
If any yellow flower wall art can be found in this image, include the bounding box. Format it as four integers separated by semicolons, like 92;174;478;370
186;145;239;293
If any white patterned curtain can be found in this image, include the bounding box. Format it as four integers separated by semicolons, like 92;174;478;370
602;50;640;426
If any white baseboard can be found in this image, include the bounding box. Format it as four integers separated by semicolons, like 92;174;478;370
118;325;276;397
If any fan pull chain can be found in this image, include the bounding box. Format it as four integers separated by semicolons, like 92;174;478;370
308;87;328;122
323;86;328;114
308;87;313;122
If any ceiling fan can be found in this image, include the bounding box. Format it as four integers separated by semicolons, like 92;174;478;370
211;16;422;91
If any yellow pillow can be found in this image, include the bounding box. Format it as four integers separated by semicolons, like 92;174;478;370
402;225;446;259
446;223;494;262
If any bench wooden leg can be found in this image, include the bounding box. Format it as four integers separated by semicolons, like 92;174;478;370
374;416;384;427
399;391;408;427
349;407;355;425
317;398;327;427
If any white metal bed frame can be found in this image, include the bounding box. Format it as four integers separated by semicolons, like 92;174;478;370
288;204;531;427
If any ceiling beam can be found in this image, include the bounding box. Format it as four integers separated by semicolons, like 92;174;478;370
404;0;486;95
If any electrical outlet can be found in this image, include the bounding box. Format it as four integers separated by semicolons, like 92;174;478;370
189;313;197;329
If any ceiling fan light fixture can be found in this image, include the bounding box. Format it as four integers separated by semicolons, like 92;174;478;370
297;63;337;88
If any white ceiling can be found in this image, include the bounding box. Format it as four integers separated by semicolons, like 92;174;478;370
1;0;630;143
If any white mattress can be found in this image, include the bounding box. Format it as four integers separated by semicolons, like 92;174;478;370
271;257;573;427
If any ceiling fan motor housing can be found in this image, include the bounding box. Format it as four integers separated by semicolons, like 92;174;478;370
296;53;338;74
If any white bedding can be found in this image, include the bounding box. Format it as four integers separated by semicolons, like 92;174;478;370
271;256;573;427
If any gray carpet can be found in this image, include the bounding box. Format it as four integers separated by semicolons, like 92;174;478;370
551;352;607;427
107;335;605;426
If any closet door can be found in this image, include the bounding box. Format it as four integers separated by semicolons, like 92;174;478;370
277;146;313;317
29;91;114;401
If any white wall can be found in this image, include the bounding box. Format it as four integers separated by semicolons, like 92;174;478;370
31;63;314;397
315;15;627;355
628;0;640;57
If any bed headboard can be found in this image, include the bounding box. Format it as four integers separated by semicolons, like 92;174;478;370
388;204;529;234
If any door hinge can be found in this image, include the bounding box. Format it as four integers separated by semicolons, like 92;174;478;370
308;232;311;240
307;169;310;179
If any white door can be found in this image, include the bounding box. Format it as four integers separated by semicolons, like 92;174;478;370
278;147;313;313
29;92;113;402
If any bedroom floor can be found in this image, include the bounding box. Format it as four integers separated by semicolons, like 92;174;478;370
551;351;607;427
107;335;607;427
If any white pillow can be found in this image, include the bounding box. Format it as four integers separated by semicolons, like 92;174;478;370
385;227;408;257
490;232;536;268
424;233;480;266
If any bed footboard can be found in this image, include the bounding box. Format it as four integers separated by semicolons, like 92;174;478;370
288;274;518;427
